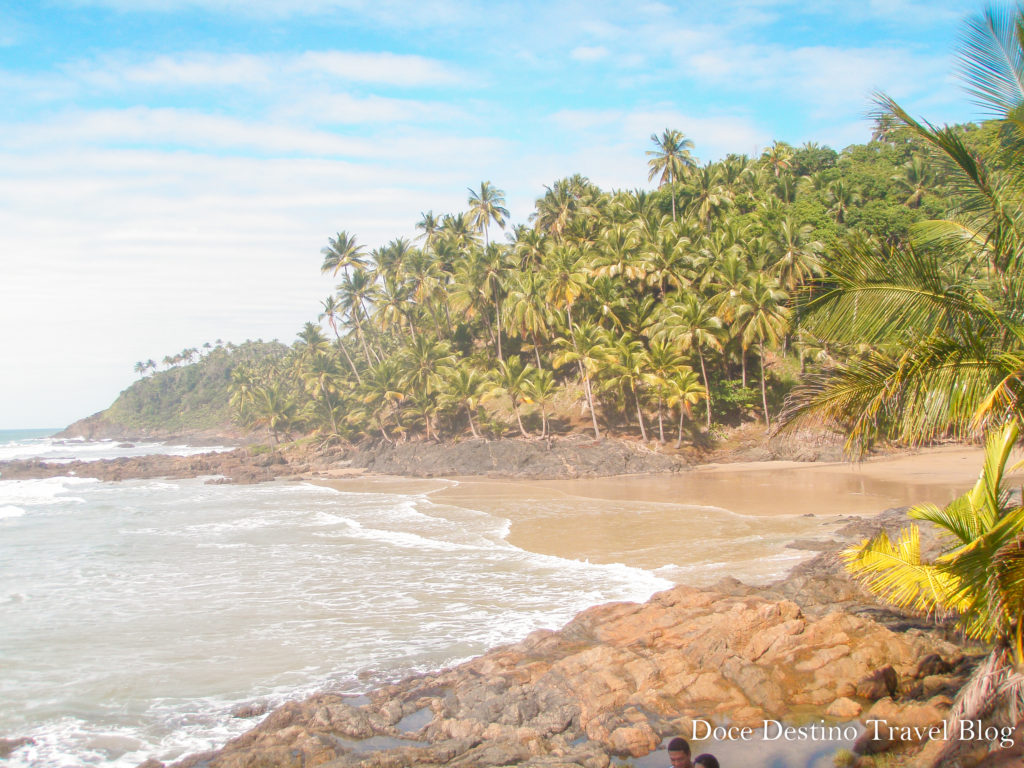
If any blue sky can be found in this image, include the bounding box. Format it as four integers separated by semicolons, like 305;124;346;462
0;0;983;428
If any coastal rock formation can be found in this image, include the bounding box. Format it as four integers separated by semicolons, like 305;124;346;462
0;448;299;484
161;585;965;768
339;435;686;478
0;437;687;484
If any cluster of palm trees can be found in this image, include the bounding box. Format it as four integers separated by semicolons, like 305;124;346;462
134;343;222;376
229;143;879;446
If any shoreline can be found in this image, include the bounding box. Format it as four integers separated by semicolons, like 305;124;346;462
2;436;1009;768
308;445;991;577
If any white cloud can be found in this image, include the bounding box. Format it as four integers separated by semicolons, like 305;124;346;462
63;50;471;92
74;52;274;88
570;46;609;63
550;107;769;163
295;51;470;87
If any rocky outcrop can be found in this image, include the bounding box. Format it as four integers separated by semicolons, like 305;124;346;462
1;437;688;484
0;448;300;484
339;435;686;478
156;585;966;768
56;411;248;444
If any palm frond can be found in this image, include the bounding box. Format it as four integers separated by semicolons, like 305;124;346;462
840;526;961;615
957;6;1024;116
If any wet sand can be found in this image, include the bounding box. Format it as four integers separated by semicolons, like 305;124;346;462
316;445;1014;583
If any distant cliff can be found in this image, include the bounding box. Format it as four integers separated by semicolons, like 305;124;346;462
60;341;288;442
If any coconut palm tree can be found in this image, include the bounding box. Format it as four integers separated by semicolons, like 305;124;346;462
733;274;790;428
653;292;724;429
842;422;1024;765
319;296;362;383
440;362;489;438
604;333;650;441
467;181;510;248
647;129;697;222
665;368;707;447
770;217;824;291
524;367;559;438
251;383;296;445
553;321;610;439
489;356;535;438
336;270;381;365
321;231;368;277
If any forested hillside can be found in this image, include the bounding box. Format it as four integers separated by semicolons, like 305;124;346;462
220;122;996;448
63;341;288;438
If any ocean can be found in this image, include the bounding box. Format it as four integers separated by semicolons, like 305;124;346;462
2;430;962;768
0;432;672;767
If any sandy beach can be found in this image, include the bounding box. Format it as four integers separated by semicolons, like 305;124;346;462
318;444;1010;580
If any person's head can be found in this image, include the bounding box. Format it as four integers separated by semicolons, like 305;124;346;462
693;754;719;768
666;737;692;768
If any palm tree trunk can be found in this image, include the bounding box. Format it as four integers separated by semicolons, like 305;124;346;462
337;337;362;384
760;341;770;429
513;402;529;438
698;348;712;429
465;404;480;438
353;313;373;365
741;349;747;388
494;288;504;362
634;389;648;441
676;405;684;448
583;373;601;439
532;331;543;370
320;382;339;435
657;397;665;443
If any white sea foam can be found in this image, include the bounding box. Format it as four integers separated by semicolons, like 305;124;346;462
0;437;234;463
0;476;98;509
0;505;26;519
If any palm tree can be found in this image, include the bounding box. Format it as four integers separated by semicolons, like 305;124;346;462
665;368;707;447
653;293;724;429
503;269;551;369
647;129;697;222
684;164;733;232
642;341;689;443
842;422;1024;766
489;356;535;438
553;321;609;439
321;231;368;277
336;270;380;365
892;154;933;208
770;217;824;291
397;337;455;440
763;141;794;177
467;181;510;248
604;334;650;441
826;179;861;224
251;383;296;445
440;362;489;438
532;175;599;241
299;347;343;437
524;368;559;438
733;275;790;428
415;211;442;250
319;296;362;383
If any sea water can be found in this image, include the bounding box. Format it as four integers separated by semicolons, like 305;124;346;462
0;434;674;767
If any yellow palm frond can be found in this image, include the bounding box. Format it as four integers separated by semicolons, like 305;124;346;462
840;525;965;616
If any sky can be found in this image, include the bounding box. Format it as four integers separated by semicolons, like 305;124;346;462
0;0;986;429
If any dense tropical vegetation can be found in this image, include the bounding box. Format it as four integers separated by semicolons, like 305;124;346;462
812;6;1024;760
209;117;986;448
